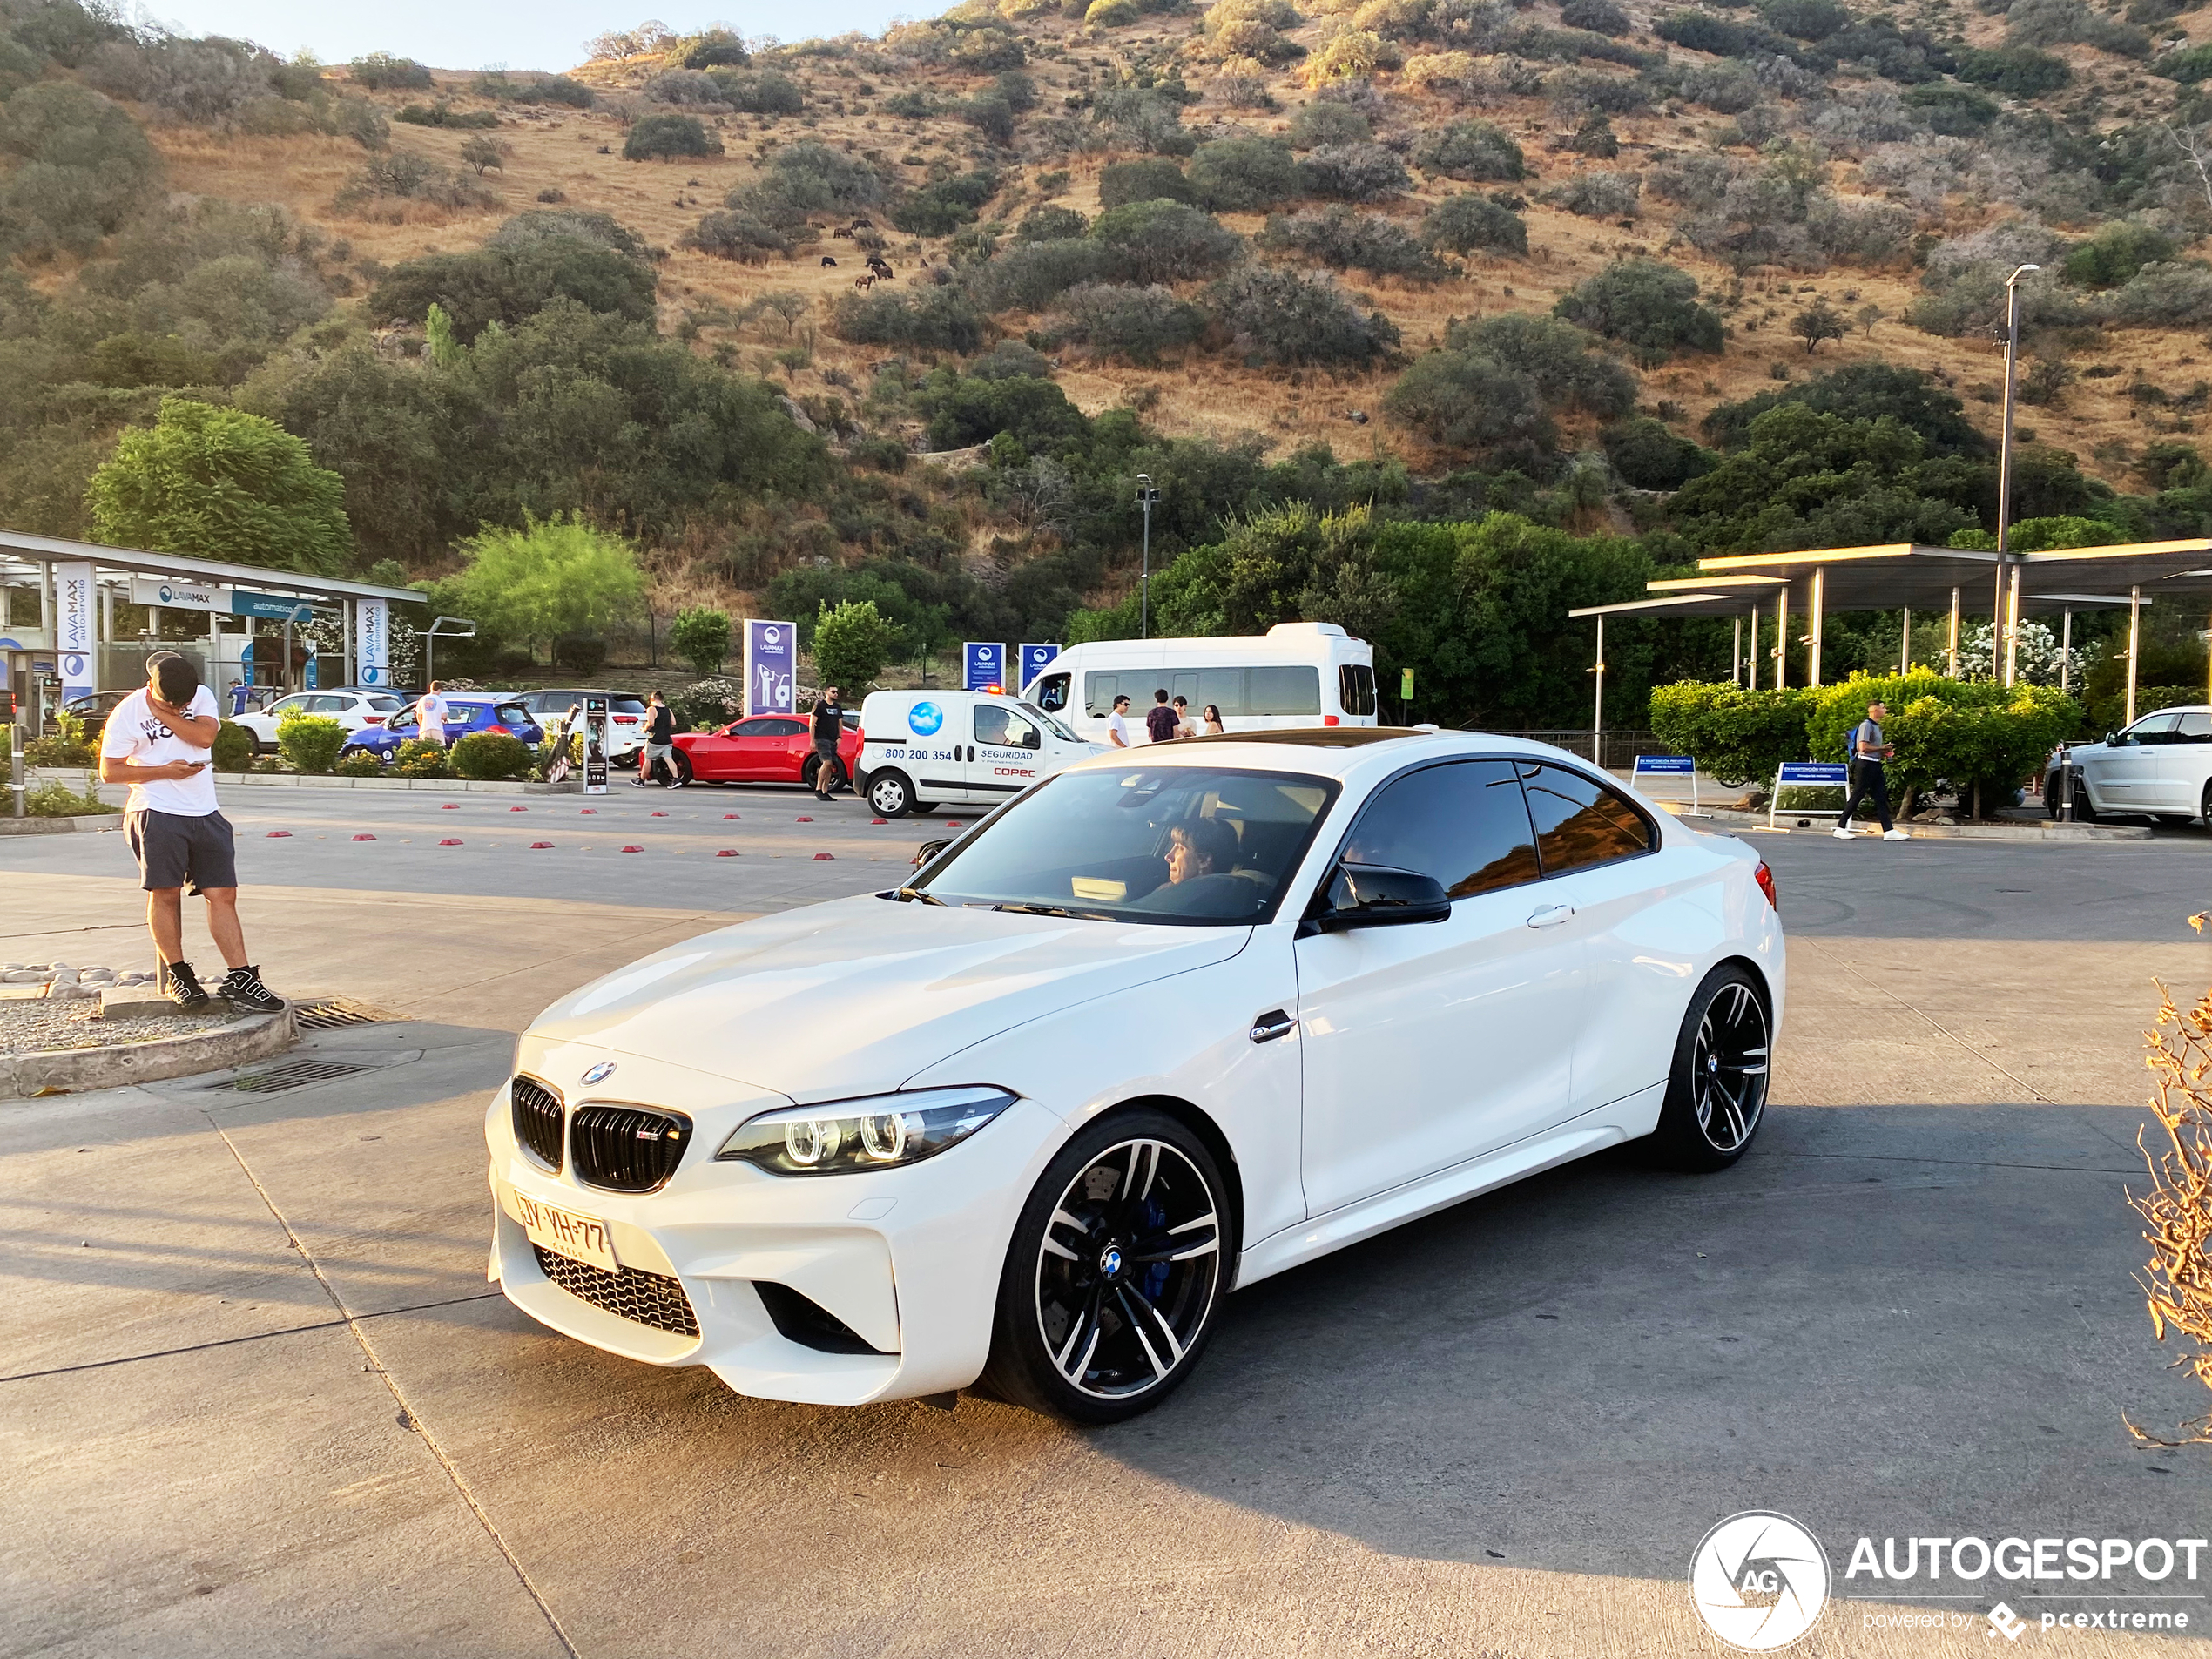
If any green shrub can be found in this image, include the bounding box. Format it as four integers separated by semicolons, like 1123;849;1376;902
1053;281;1207;362
1288;101;1372;149
212;720;256;772
889;168;999;235
1554;258;1723;361
1295;142;1409;202
1259;206;1445;278
1015;203;1088;242
1211;266;1399;366
1602;416;1714;489
828;286;988;352
396;101;500;128
335;748;385;776
1955;44;2071;93
624;112;722;161
24;779;114;817
970;238;1114;311
667;29;750;68
2063;221;2178;290
711;70;805;114
449;730;534;779
24;711;93;767
1647;683;1817;786
1807;671;2080;808
1089;199;1244;284
1561;0;1632;34
1087;0;1141;24
348;52;434;91
684;209;791;262
1098;157;1194;207
1415;120;1527;182
1422;192;1528;257
394;737;451;778
1901;84;1999;136
275;711;347;773
1188;137;1299;211
671;605;732;677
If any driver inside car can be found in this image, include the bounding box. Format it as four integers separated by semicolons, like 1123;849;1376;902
1136;815;1257;914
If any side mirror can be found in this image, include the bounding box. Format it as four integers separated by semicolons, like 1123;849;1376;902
1305;862;1452;933
912;836;952;872
2105;731;2121;746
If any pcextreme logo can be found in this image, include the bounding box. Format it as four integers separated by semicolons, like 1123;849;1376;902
1689;1512;1831;1651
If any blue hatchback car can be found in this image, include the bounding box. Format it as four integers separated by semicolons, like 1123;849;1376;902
340;695;544;763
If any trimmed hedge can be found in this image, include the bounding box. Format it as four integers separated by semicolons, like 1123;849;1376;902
275;712;346;774
1648;682;1816;787
449;731;535;779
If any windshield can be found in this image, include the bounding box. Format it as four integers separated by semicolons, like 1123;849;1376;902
914;765;1339;925
1022;700;1079;744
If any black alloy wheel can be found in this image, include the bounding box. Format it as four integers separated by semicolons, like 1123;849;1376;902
982;1110;1228;1423
1651;966;1771;1171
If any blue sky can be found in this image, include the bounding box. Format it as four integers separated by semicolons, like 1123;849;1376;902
138;0;919;72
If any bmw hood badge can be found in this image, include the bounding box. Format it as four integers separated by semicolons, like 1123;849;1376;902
581;1062;617;1085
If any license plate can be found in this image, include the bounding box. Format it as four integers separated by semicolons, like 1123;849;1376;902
512;1192;620;1273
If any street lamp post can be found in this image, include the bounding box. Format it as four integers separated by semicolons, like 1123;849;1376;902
421;615;476;689
1995;262;2040;687
1135;474;1160;639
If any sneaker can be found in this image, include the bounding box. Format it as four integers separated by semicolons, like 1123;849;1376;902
1831;826;1857;840
162;961;212;1011
1882;828;1910;841
217;964;285;1015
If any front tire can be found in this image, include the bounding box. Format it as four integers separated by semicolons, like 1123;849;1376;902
981;1109;1230;1424
868;770;915;817
1649;965;1771;1171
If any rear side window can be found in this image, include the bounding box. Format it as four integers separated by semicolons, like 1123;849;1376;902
1339;664;1378;718
1520;764;1655;873
1085;672;1120;717
496;704;529;725
2179;712;2212;741
1341;760;1540;899
1247;665;1321;716
368;696;404;711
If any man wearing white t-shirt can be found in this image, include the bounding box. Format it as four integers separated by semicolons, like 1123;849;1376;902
414;681;451;746
97;652;284;1014
1105;693;1132;748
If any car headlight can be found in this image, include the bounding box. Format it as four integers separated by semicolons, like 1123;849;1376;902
716;1086;1017;1177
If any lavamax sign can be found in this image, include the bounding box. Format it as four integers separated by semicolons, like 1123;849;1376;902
1688;1513;2207;1649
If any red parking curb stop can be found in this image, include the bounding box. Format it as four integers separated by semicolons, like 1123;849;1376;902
871;818;888;825
651;811;669;817
620;845;644;853
510;806;527;813
796;816;813;822
266;830;291;838
946;821;964;827
352;833;375;841
813;852;834;860
439;839;462;846
723;813;740;819
580;808;597;814
716;848;738;857
530;841;554;849
440;804;458;811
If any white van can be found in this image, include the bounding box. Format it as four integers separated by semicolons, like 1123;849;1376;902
854;690;1103;818
1023;622;1379;744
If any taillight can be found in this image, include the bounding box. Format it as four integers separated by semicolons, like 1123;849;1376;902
1753;860;1777;911
487;724;510;737
614;715;639;725
1323;714;1340;725
363;715;383;725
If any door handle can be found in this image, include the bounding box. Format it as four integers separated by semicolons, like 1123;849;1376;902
1527;904;1575;928
1248;1009;1297;1043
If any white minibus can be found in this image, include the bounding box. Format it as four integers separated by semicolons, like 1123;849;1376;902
1022;622;1378;744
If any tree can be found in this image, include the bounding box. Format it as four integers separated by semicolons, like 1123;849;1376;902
1554;259;1723;361
813;599;898;691
459;133;511;175
86;398;351;576
671;605;732;677
1791;299;1848;354
435;513;644;660
624;112;721;161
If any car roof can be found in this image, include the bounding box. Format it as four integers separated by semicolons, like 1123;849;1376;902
1059;726;1601;783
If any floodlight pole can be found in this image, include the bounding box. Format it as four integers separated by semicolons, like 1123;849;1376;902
2060;607;2072;694
1749;604;1760;690
2126;585;2141;727
421;615;477;689
1948;587;1961;677
1591;615;1606;764
1900;608;1911;676
1732;615;1742;686
1135;475;1160;640
1995;263;2040;688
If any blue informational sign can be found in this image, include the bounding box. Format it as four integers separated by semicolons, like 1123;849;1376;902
743;618;798;716
1777;762;1849;786
1634;755;1696;775
231;591;324;622
964;641;1004;691
1018;643;1060;690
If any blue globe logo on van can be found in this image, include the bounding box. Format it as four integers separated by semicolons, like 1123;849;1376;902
908;701;944;737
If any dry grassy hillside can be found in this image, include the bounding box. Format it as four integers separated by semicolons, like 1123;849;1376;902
138;0;2212;489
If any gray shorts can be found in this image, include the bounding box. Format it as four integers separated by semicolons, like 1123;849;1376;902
126;808;238;895
644;741;674;761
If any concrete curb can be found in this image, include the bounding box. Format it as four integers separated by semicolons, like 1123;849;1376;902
30;767;578;796
0;1007;295;1100
1674;805;2154;841
0;813;123;836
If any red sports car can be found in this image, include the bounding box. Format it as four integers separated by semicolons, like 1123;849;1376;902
669;711;862;790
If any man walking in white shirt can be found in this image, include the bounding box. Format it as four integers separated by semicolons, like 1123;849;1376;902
414;681;451;746
1105;693;1133;748
1834;699;1909;841
97;652;284;1013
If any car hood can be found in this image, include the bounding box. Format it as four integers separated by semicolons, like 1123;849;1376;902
526;894;1251;1101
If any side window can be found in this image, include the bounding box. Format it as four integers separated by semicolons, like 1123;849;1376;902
1035;672;1070;714
977;705;1042;750
1085;672;1120;717
2128;711;2182;744
732;718;781;737
1197;669;1244;718
1340;760;1540;899
2177;712;2212;742
496;704;529;726
389;709;416;732
1247;665;1321;716
1520;764;1655;873
1339;664;1378;718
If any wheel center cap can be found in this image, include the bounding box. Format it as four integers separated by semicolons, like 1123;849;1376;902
1098;1244;1124;1278
1707;1055;1720;1073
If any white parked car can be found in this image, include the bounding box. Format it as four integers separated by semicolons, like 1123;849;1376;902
853;689;1103;818
232;690;407;753
2046;705;2212;824
485;728;1785;1421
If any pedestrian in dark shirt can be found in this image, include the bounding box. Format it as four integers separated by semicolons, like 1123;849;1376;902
812;686;844;799
636;691;678;786
1145;688;1179;744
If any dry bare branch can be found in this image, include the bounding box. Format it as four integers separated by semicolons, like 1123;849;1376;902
2126;966;2212;1447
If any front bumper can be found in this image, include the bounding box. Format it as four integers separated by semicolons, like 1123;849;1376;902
485;1051;1062;1406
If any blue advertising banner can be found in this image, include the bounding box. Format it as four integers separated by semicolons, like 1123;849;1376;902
55;561;95;702
230;591;326;622
1017;643;1060;690
964;641;1005;691
744;618;798;716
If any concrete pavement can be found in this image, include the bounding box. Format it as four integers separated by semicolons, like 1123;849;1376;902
4;796;2209;1657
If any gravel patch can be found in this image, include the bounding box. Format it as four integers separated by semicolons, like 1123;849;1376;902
0;999;244;1055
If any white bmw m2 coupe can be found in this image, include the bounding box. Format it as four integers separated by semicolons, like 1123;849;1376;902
487;728;1785;1422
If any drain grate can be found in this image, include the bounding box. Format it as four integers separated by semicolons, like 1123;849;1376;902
293;999;389;1032
213;1059;376;1094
